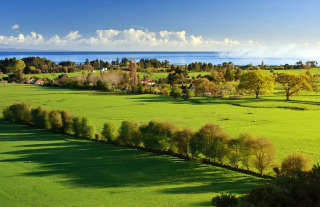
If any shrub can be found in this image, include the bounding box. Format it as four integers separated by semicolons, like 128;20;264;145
281;153;311;176
140;120;178;151
173;128;194;156
80;117;96;140
211;193;238;207
5;102;32;124
102;122;117;143
60;110;71;134
118;120;140;146
72;116;82;137
49;110;63;133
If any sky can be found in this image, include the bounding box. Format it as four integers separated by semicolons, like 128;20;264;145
1;0;320;58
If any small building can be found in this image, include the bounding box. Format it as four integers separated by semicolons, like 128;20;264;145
97;68;107;71
34;79;44;85
140;79;155;85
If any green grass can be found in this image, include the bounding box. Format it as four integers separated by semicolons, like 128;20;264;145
0;120;264;206
265;68;320;75
1;85;320;165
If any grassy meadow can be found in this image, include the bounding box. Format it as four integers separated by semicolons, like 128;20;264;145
1;84;320;165
0;120;265;206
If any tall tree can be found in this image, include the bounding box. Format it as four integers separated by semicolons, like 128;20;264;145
237;70;274;98
130;57;138;92
276;73;312;100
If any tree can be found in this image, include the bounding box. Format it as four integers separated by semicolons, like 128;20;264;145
195;123;230;163
281;153;311;176
251;137;276;176
130;57;138;92
276;73;312;100
194;78;215;96
170;86;182;99
174;128;194;157
237;70;274;99
102;122;117;143
118;120;140;146
11;59;26;72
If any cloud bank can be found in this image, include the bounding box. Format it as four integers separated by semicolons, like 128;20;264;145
1;27;320;58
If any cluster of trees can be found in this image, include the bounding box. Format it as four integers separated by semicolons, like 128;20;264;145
213;155;317;207
237;70;315;100
3;102;282;176
3;103;96;140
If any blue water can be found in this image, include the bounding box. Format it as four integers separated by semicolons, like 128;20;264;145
0;51;308;66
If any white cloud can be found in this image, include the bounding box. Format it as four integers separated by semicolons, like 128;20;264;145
65;31;81;40
2;27;320;58
11;24;19;30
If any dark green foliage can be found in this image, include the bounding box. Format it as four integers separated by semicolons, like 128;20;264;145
72;116;82;137
49;110;63;133
195;123;230;162
60;110;71;134
211;193;238;207
170;86;182;99
102;122;117;142
140;120;178;150
3;102;32;124
240;164;320;207
174;128;194;156
185;89;194;99
80;117;96;140
118;120;140;146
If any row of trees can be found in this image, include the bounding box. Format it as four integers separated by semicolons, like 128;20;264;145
3;103;96;140
3;102;299;176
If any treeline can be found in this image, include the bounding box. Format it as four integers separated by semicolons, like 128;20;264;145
3;102;291;177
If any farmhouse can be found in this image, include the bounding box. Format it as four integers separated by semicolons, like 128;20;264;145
34;79;44;85
140;79;155;85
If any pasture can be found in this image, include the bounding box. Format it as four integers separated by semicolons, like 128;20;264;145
1;85;320;165
0;120;264;206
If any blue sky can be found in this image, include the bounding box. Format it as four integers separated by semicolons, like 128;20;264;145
1;0;320;57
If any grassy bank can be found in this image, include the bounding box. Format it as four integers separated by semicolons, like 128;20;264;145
0;120;264;206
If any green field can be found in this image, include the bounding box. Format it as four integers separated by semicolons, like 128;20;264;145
1;84;320;166
0;120;264;206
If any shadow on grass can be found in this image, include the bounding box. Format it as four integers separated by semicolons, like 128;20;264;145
0;120;264;201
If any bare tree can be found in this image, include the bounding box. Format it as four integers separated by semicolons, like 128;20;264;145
251;137;276;176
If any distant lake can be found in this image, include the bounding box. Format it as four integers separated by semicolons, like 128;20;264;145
0;51;310;66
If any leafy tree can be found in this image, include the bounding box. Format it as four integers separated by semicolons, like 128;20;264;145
195;123;230;162
49;110;63;133
237;70;274;99
251;137;276;176
170;86;182;99
118;120;140;146
276;73;312;100
140;120;178;150
102;122;117;142
194;78;215;96
80;117;95;140
174;128;194;157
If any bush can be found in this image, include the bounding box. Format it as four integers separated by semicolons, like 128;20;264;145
281;153;311;176
80;117;96;140
118;120;140;146
102;122;117;142
72;116;82;137
49;110;63;133
140;120;178;151
211;193;238;207
4;102;32;124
